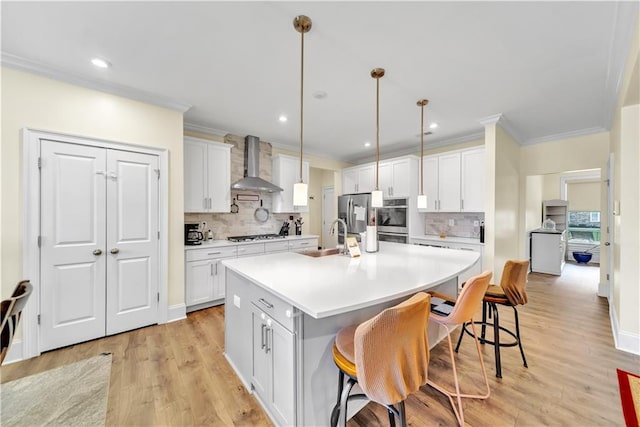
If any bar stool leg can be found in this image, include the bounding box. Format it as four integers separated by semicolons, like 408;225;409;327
513;306;528;368
398;401;407;427
338;377;356;427
480;300;488;342
387;408;396;427
491;302;502;378
330;370;345;427
454;322;465;353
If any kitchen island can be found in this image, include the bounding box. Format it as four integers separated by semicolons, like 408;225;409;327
222;241;479;426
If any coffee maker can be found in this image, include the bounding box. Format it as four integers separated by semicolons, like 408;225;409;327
185;223;203;245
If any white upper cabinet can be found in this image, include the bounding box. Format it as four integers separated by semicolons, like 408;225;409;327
272;154;309;213
341;164;375;194
421;147;484;213
184;137;231;213
461;148;485;212
378;157;416;198
438;152;462;212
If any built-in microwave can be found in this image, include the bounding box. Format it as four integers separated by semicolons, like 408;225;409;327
376;198;408;234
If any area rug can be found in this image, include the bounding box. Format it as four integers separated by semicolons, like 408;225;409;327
1;353;112;427
618;368;640;427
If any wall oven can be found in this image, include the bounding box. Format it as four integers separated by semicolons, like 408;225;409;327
376;198;409;243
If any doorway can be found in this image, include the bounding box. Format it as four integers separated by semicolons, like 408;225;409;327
22;129;169;358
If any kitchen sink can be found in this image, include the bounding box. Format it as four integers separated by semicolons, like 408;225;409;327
302;248;341;257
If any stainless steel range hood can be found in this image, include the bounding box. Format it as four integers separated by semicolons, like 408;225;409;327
231;135;283;193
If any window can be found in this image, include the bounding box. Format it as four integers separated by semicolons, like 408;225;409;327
568;211;601;242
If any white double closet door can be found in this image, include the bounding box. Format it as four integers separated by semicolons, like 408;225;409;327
40;140;159;352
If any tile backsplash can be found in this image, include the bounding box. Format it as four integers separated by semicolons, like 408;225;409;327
425;212;485;238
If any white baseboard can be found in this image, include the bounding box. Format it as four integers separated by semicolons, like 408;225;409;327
3;339;24;365
167;303;187;323
610;303;640;355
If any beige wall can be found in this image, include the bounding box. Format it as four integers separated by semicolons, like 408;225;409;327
493;126;521;282
308;167;324;243
1;68;185;307
524;175;544;232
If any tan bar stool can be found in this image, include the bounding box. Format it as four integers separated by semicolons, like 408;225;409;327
1;280;33;365
426;271;492;426
456;260;530;378
330;292;431;427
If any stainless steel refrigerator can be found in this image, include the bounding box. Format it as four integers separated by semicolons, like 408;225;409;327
337;193;371;243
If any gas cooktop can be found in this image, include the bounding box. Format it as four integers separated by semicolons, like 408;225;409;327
227;234;285;242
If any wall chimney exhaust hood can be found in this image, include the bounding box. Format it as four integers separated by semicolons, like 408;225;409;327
231;135;283;193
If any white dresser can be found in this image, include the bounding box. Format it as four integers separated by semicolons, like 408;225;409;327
530;229;566;275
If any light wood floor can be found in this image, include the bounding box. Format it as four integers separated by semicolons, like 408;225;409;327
2;263;638;426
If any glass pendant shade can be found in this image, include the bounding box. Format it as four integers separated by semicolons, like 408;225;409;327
417;194;428;209
293;182;308;206
371;190;383;208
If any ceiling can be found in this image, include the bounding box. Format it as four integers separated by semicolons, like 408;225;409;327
2;2;638;163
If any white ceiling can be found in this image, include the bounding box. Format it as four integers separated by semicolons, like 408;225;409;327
2;2;638;163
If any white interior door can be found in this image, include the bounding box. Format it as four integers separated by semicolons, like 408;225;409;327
322;187;336;249
106;150;159;335
40;140;107;351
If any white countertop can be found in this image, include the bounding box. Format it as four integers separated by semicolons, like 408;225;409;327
222;241;479;319
184;234;319;250
411;235;484;245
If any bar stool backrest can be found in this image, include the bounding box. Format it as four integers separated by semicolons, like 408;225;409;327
1;280;32;364
499;260;530;306
442;271;492;326
354;292;431;405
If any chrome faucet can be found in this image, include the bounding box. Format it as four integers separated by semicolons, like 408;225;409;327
330;218;349;254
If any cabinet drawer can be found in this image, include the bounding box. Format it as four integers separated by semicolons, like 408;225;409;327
187;246;237;262
289;238;318;251
251;285;294;331
265;240;290;253
237;243;265;257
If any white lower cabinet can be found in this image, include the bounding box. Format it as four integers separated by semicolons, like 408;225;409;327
289;237;318;253
185;246;237;312
251;304;296;426
411;237;483;287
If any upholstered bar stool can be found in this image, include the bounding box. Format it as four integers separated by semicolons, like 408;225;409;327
330;292;431;427
455;260;530;378
1;280;33;364
427;271;492;426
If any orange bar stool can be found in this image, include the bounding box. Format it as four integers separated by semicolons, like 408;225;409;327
330;292;431;427
455;260;530;378
427;271;492;426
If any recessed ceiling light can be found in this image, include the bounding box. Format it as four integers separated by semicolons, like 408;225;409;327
91;58;111;69
278;115;288;122
429;122;438;129
312;90;327;100
364;142;371;147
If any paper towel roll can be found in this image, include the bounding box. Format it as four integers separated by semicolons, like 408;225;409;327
365;226;378;253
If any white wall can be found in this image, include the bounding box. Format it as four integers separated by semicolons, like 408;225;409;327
1;67;185;308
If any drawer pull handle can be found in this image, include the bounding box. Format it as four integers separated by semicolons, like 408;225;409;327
258;298;273;309
207;252;221;255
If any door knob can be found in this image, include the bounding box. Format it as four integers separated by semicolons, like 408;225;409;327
604;242;610;246
110;248;120;254
93;249;102;256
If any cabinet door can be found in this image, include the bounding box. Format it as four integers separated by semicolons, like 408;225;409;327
438;152;461;212
391;158;412;197
378;163;393;197
252;309;270;399
342;169;358;194
423;156;439;212
461;148;485;212
358;165;375;193
186;259;215;306
212;259;226;300
270;318;296;426
207;143;231;212
184;140;208;212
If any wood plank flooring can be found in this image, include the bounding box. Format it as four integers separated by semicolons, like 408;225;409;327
2;263;638;426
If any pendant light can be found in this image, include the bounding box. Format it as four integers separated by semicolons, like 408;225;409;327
292;15;311;207
370;68;385;208
417;99;429;209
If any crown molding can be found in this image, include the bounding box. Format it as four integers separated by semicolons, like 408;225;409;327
478;113;503;126
346;131;485;164
478;113;523;144
183;122;228;137
1;52;192;113
602;2;640;129
521;126;609;146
